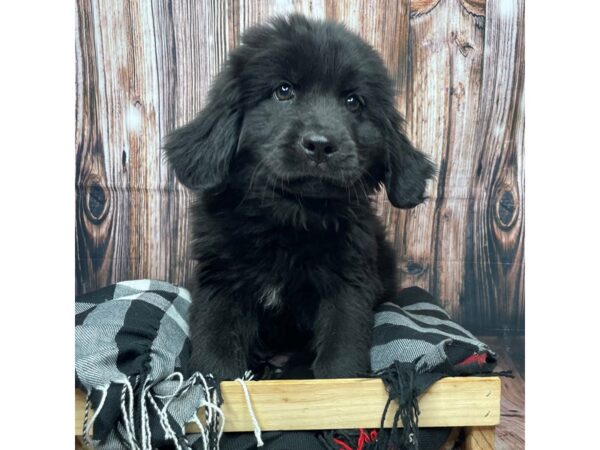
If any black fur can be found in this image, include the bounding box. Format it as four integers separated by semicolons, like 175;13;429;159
164;15;435;380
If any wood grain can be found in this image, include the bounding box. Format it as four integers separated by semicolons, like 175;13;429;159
75;0;524;334
390;0;487;324
411;0;485;17
461;0;525;333
463;426;496;450
75;376;500;435
76;0;130;294
483;336;524;450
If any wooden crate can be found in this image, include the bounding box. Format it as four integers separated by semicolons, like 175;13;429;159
75;376;501;449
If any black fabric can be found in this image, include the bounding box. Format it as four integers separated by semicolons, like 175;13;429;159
219;431;328;450
319;428;453;450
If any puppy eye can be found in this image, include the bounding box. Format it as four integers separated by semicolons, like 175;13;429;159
346;94;362;112
274;82;295;101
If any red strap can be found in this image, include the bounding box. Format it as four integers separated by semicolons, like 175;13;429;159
333;438;354;450
357;429;367;450
333;429;379;450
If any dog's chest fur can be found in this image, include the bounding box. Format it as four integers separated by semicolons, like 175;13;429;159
190;194;384;352
259;284;282;308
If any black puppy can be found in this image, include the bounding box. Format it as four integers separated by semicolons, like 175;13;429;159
165;15;434;380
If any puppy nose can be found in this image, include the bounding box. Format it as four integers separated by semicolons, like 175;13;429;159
301;133;337;163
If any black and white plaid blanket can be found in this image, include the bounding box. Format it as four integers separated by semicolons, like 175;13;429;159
75;280;222;450
76;282;497;450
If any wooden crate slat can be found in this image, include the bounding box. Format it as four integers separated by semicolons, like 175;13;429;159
75;376;500;435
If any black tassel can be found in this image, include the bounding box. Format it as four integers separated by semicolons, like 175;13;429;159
376;361;420;450
205;375;223;450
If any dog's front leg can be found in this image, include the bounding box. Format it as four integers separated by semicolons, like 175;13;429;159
311;288;374;378
188;289;256;381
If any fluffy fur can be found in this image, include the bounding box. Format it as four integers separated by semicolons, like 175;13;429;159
165;15;435;380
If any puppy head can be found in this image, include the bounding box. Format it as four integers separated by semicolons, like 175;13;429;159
164;14;435;209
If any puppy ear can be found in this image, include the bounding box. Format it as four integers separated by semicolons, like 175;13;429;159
384;116;436;209
164;63;242;192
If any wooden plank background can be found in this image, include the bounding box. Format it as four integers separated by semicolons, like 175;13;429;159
75;0;524;335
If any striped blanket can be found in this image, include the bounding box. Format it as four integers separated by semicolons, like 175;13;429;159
372;287;496;375
369;287;497;450
76;282;496;450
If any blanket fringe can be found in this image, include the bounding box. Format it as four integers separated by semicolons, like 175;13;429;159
191;372;225;450
82;372;224;450
376;361;420;450
82;386;108;449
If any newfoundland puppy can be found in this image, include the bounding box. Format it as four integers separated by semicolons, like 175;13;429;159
165;14;435;380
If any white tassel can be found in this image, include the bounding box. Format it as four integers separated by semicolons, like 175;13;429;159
235;371;263;447
147;391;183;450
140;378;153;450
120;380;139;450
82;386;108;449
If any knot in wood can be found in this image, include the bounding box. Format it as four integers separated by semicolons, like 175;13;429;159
86;181;108;223
402;260;426;276
451;31;474;57
495;189;518;230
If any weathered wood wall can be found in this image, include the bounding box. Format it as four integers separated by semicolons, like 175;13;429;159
76;0;524;335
